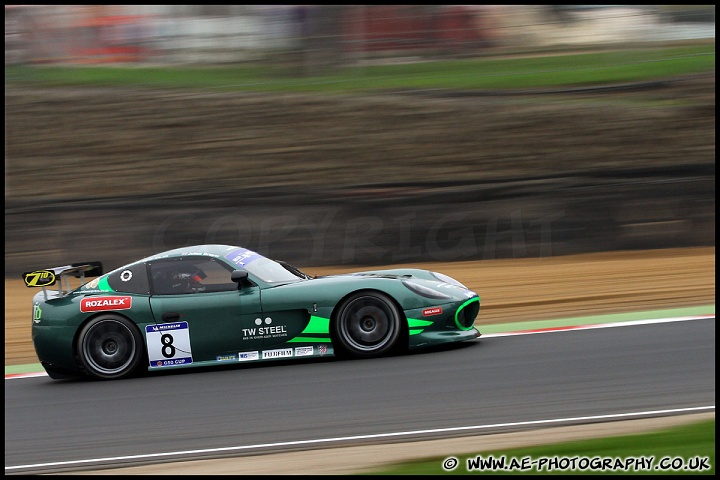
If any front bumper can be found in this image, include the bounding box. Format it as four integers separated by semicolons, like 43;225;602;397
405;295;480;349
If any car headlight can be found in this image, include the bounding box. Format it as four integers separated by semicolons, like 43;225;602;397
402;280;453;300
430;272;467;289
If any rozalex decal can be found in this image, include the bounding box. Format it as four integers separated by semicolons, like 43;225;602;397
423;307;443;316
80;296;132;313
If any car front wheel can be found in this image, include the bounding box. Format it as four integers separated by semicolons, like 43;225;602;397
77;314;144;380
333;292;402;358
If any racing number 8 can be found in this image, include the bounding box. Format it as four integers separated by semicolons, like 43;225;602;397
161;333;175;358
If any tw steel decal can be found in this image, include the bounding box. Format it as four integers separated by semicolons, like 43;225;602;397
81;296;132;313
422;307;443;316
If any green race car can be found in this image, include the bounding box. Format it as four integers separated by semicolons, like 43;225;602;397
25;244;481;380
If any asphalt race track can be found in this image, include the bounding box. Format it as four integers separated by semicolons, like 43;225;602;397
5;317;715;474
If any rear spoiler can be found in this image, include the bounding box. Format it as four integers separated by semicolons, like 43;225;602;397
22;262;103;299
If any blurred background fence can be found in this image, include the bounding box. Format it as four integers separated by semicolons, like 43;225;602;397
5;5;715;67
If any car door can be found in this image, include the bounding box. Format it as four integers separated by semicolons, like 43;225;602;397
257;287;315;352
147;256;263;365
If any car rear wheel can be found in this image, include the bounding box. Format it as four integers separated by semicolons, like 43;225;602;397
333;292;402;358
77;315;144;380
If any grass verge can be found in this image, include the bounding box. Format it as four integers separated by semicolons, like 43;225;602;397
4;45;715;92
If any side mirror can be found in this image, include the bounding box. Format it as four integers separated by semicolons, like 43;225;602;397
231;270;249;289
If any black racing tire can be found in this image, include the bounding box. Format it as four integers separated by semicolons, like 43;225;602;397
333;291;402;358
76;314;144;380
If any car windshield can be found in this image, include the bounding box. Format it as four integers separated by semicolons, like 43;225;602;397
244;257;304;284
224;247;303;284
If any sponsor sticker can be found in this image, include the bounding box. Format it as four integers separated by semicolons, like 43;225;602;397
238;351;260;361
422;307;443;316
217;354;238;362
225;248;261;267
242;318;288;340
81;296;132;312
22;270;56;287
262;348;293;359
294;346;314;357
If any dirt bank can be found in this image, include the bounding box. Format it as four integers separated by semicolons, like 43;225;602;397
4;75;715;201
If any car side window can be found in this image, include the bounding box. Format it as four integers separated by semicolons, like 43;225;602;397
106;263;150;294
150;257;237;295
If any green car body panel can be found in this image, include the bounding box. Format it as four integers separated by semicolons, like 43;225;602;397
26;244;481;380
